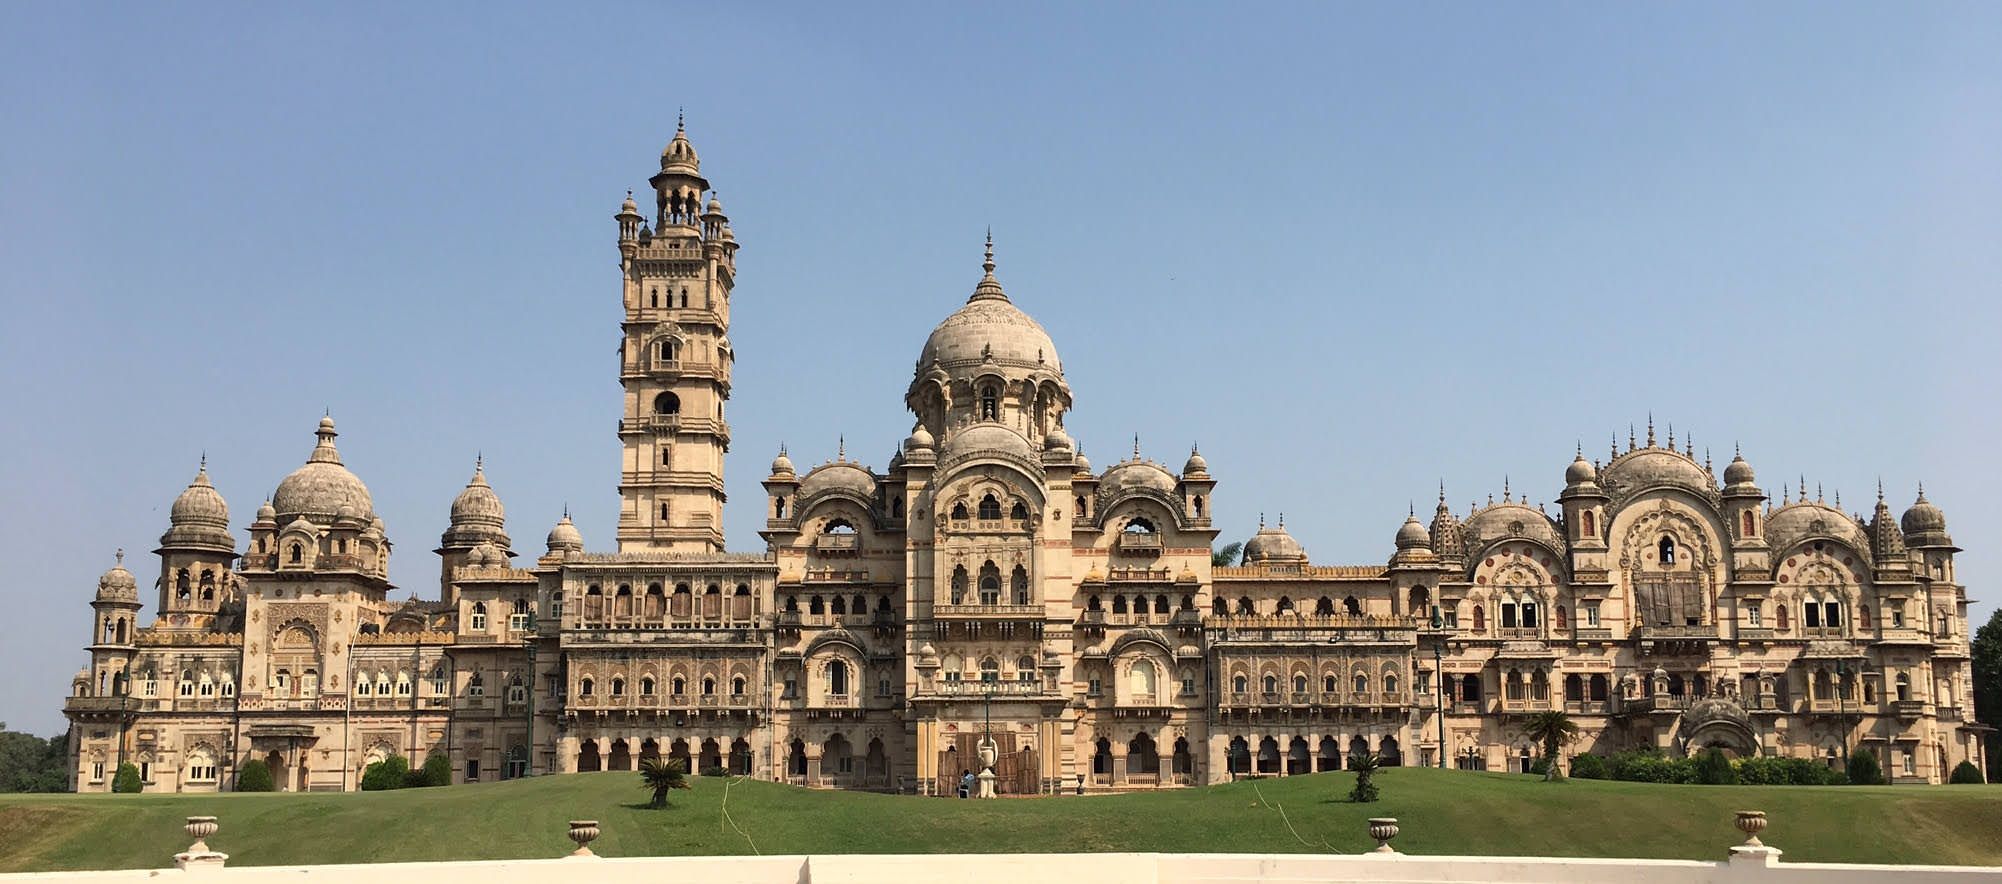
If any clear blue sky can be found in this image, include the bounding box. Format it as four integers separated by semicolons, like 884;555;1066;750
2;3;1997;735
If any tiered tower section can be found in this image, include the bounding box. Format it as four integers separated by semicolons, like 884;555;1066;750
614;120;740;552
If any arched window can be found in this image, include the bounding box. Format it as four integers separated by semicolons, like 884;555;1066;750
1354;673;1369;694
1895;672;1911;702
891;497;904;518
809;595;825;615
978;495;1002;520
1010;565;1030;605
1658;536;1676;566
289;543;302;564
980;386;999;420
1233;674;1248;693
1262;674;1278;694
1581;510;1596;537
951;502;968;520
1385;673;1399;695
773;496;786;518
653;391;681;415
732;676;746;696
1776;603;1790;630
470;602;487;632
1154;595;1170;615
1324;674;1338;693
610;677;625;697
978;561;1001;605
639;676;655;696
1237;596;1254;615
672;676;686;695
577;678;594;697
980;657;1000;684
1009;501;1029;521
1472;604;1487;631
1112;595;1128;614
1124;517;1157;534
1344;596;1362;615
1742;511;1755;536
1275;596;1294;614
1315;596;1335;615
1292;674;1308;693
1193;496;1205;518
1018;656;1037;683
831;595;847;616
824;518;856;535
1407;586;1430;614
1075;495;1088;518
828;661;849;696
950;566;968;605
176;569;191;600
658;339;679;361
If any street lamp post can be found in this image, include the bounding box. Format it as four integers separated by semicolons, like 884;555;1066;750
1431;605;1447;770
976;672;998;798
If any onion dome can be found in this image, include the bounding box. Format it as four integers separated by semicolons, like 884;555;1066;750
1564;451;1597;487
705;196;723;216
1073;447;1093;475
770;445;796;477
618;192;640;217
1395;513;1430;550
1183;444;1209;477
903;425;934;455
914;237;1062;376
161;459;235;552
1243;516;1308;564
254;500;277;524
271;417;374;525
546;511;585;555
1723;450;1757;488
1044;426;1073;451
465;542;508;568
1901;485;1954;548
95;550;139;603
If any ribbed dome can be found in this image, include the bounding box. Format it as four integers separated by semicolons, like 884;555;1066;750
95;551;138;603
941;423;1039;462
1044;426;1074;451
770;446;797;476
271;417;374;524
1461;501;1565;555
903;424;935;454
1183;445;1209;476
1244;521;1308;564
161;461;235;552
799;462;876;502
546;513;585;554
1395;514;1430;550
660;121;699;172
1901;487;1953;548
449;463;505;527
915;243;1061;375
1073;449;1093;474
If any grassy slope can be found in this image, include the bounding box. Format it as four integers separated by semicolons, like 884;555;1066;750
1;769;1998;873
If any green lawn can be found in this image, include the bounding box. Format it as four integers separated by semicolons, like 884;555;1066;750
2;769;1998;872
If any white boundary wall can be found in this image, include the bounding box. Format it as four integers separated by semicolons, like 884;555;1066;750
4;851;1997;884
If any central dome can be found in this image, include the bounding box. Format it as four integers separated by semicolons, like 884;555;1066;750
915;239;1062;375
271;417;375;524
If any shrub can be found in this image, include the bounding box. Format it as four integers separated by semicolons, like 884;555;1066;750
1950;761;1984;784
406;753;451;788
111;762;143;793
1846;748;1885;785
235;759;275;792
1694;749;1737;785
1608;748;1694;784
1346;752;1381;803
1568;753;1607;780
360;755;409;791
700;765;730;778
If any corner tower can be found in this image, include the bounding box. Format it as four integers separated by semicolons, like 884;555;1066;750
615;118;739;552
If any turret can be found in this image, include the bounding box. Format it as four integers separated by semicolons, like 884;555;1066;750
438;456;512;602
155;458;237;625
1720;445;1766;546
1557;447;1607;550
87;551;141;698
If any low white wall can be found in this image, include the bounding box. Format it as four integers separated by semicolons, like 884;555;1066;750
4;851;1997;884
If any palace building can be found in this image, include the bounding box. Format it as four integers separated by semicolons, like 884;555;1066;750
64;126;1989;792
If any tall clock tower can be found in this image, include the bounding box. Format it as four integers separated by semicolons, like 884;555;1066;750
613;119;739;552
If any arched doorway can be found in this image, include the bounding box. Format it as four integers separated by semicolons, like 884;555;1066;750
609;739;633;771
865;738;889;787
1379;736;1402;766
638;738;661;766
730;739;753;775
822;734;852;785
1093;738;1114;783
669;738;692;772
265;750;287;790
1171;737;1193;783
577;740;601;772
1128;733;1160;781
788;739;807;778
1286;737;1311;775
699;738;722;773
1347;735;1370;766
1318;736;1341;772
1227;736;1250;776
1256;737;1280;774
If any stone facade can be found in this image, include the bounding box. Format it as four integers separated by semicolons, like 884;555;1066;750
64;126;1989;792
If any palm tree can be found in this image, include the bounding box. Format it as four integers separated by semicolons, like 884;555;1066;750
638;757;691;808
1211;542;1244;568
1346;751;1382;803
1518;710;1579;781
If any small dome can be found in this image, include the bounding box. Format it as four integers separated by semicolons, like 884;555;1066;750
798;462;876;502
449;462;505;527
271;417;374;525
659;121;700;172
770;446;796;476
1460;501;1565;556
1098;459;1178;504
1044;426;1073;451
169;461;229;527
1764;501;1871;558
466;542;507;567
546;513;584;554
1395;514;1430;550
618;192;639;215
1074;451;1094;475
1183;445;1209;476
255;500;277;523
705;197;722;215
1564;453;1597;486
903;425;934;453
1244;520;1308;564
1901;487;1952;547
1723;453;1757;488
95;552;138;603
1601;448;1713;497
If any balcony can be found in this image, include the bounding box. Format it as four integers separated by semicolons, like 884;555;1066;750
1115;533;1163;555
813;534;859;553
932;680;1042;697
1571;627;1614;641
1620;694;1691;714
1630;624;1719;641
1736;628;1776;641
935;603;1043;620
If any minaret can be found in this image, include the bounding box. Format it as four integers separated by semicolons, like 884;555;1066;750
615;118;738;552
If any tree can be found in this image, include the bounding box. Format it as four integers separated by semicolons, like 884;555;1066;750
1346;752;1381;803
235;759;275;792
1517;711;1579;781
408;753;452;788
1846;747;1884;786
0;725;68;793
1974;609;2002;776
639;757;691;808
1211;542;1244;568
111;762;143;793
1950;760;1984;784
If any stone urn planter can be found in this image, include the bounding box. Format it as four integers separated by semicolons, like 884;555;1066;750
1367;817;1400;853
184;817;219;854
976;736;998;771
568;820;600;856
1734;811;1767;847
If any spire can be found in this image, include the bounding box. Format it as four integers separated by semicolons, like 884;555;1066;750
969;230;1008;303
1628;424;1636;452
1646;413;1655;448
1438;480;1447;505
1503;475;1511;502
1611;433;1620;460
309;415;342;465
1258;512;1265;528
1277;512;1285;528
1667;422;1675;452
1916;480;1927;502
1133;433;1141;459
115;548;124;566
837;435;846;460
